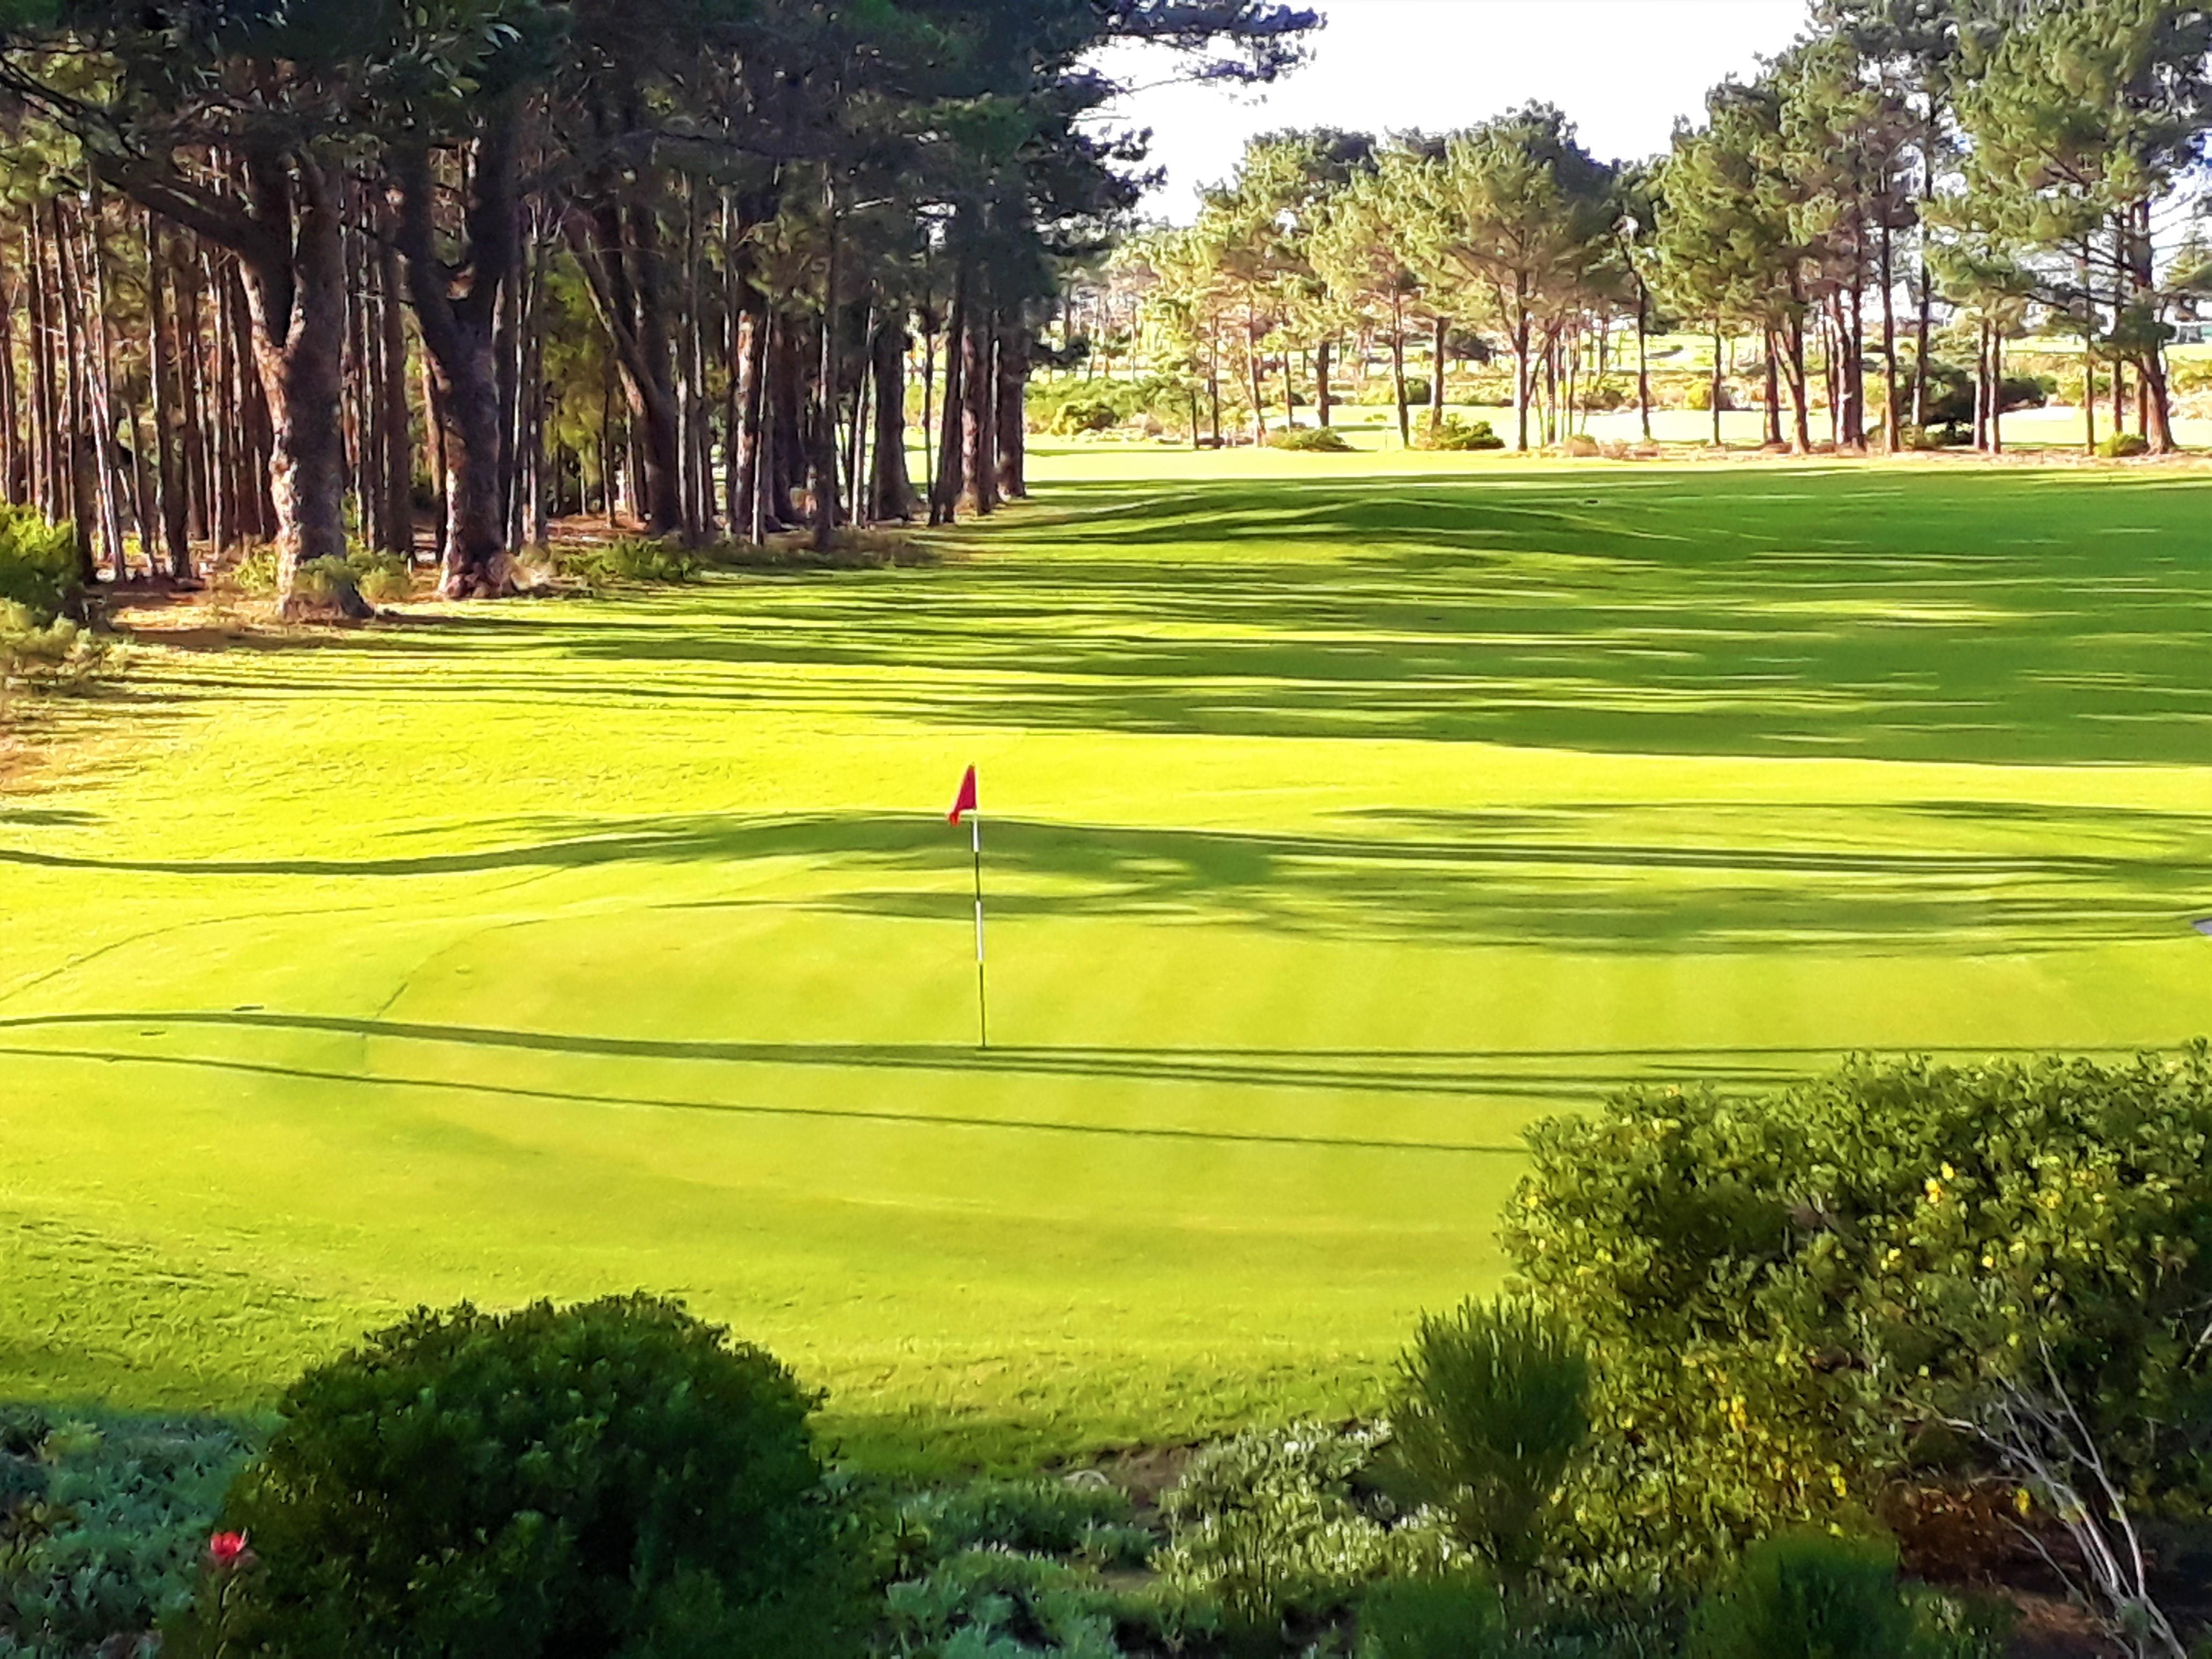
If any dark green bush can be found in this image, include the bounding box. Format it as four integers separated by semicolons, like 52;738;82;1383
1507;1050;2212;1585
0;1409;250;1659
1415;416;1505;452
1268;425;1353;452
0;506;81;624
1387;1299;1590;1591
1687;1533;1910;1659
898;1475;1147;1566
561;535;702;587
164;1295;866;1659
1356;1575;1505;1659
2098;431;2151;458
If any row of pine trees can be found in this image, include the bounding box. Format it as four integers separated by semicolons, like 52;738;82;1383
1114;0;2208;457
0;0;1312;612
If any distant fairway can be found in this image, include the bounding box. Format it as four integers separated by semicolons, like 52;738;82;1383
4;447;2211;1468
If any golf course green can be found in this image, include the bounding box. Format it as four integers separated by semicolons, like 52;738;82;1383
4;446;2210;1469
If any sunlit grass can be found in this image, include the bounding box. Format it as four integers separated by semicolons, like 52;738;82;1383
2;446;2209;1470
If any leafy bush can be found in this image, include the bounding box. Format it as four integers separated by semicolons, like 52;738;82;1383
1356;1575;1505;1659
1507;1050;2212;1585
1268;425;1352;453
0;601;114;712
1027;376;1187;438
0;1408;251;1659
1388;1299;1590;1590
1156;1422;1458;1634
899;1476;1149;1568
2099;431;2151;458
1685;380;1737;413
1415;416;1505;452
1687;1533;1911;1659
227;544;281;596
884;1545;1192;1659
1051;398;1121;435
0;507;80;624
346;549;413;604
164;1295;866;1659
290;556;367;612
561;535;703;587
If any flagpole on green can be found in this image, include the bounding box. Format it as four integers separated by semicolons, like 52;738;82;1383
948;765;986;1049
971;811;988;1051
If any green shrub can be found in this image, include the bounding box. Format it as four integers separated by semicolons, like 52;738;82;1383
0;506;81;624
346;549;413;604
1687;1533;1911;1659
1156;1422;1457;1633
0;1408;250;1659
289;556;368;612
1357;1575;1505;1659
0;600;114;711
1507;1050;2212;1586
899;1476;1147;1567
1051;398;1121;435
2098;431;2151;458
1268;425;1352;452
1387;1299;1590;1591
1415;416;1505;452
163;1295;866;1659
227;544;280;596
561;535;702;588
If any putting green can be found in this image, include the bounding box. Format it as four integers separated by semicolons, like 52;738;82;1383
3;447;2210;1468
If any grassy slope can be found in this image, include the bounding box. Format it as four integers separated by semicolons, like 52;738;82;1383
3;447;2210;1469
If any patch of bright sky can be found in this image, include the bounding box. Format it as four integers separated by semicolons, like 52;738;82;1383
1094;0;1813;222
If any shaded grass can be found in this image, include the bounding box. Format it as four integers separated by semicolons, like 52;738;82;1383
2;449;2210;1471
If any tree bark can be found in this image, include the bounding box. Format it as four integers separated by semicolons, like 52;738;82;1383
1880;223;1901;452
1430;313;1447;434
393;120;522;598
145;219;190;578
995;313;1027;502
1316;337;1332;428
931;270;967;526
563;188;685;537
962;300;997;515
868;312;915;522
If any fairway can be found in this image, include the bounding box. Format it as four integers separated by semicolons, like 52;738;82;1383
4;449;2211;1468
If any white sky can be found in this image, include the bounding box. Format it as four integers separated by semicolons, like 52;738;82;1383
1098;0;1815;220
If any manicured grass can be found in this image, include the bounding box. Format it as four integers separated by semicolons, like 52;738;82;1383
3;446;2211;1470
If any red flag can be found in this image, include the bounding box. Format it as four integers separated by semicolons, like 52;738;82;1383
947;764;978;825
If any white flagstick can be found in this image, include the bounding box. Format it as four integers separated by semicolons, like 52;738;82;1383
971;811;988;1049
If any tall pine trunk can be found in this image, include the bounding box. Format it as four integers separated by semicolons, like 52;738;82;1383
868;313;914;522
995;313;1027;502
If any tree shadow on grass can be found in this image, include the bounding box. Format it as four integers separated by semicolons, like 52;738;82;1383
3;803;2203;954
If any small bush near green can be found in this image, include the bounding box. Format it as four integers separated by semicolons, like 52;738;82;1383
898;1476;1149;1568
561;535;703;588
1357;1575;1505;1659
0;507;79;624
1268;425;1353;453
2098;431;2151;458
163;1295;866;1659
0;1407;251;1659
1156;1422;1458;1633
1;601;114;711
1687;1533;1911;1659
1508;1049;2212;1586
1387;1299;1590;1591
1415;416;1505;452
346;549;413;604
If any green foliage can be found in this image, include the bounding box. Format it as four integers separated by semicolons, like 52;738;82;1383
1507;1050;2212;1585
1027;376;1187;438
0;507;80;625
1387;1299;1590;1589
290;557;367;612
162;1295;866;1659
883;1545;1193;1659
1267;425;1353;452
1686;1533;1911;1659
346;549;413;604
0;600;113;707
2099;431;2151;458
228;545;281;597
898;1477;1149;1568
1156;1423;1459;1632
559;536;704;588
0;1407;251;1659
1414;415;1504;451
1356;1574;1505;1659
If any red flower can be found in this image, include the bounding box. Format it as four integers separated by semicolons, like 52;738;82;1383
207;1530;253;1572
